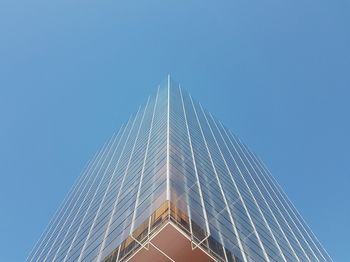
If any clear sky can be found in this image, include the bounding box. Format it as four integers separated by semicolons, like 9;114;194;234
0;0;349;261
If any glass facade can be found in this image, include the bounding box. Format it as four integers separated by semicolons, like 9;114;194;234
27;77;332;262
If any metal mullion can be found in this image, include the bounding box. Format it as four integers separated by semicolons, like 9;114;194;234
166;76;170;201
248;143;326;261
190;96;241;262
230;133;302;262
261;155;331;261
26;147;100;262
220;130;294;260
198;105;257;262
244;146;314;261
210;116;271;262
224;129;313;262
78;108;139;262
34;133;114;262
225;130;292;262
77;115;135;261
130;87;159;243
179;87;211;244
97;101;149;261
51;128;122;262
112;98;155;248
169;95;192;214
251;149;331;261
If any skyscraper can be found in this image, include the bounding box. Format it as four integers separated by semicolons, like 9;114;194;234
27;77;332;262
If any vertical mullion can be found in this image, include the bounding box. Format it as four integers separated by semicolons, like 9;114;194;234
90;109;140;261
59;126;125;261
77;117;133;261
226;135;289;259
252;150;331;261
235;136;304;261
48;129;121;262
166;75;170;201
206;112;268;261
199;105;249;262
211;117;272;262
179;87;211;237
26;148;99;262
225;129;312;261
190;96;249;262
130;88;159;235
229;131;303;262
34;134;114;262
97;102;148;261
223;127;297;262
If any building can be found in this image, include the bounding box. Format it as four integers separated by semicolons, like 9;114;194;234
27;77;332;262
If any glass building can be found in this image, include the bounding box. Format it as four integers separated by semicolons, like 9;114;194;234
27;77;332;262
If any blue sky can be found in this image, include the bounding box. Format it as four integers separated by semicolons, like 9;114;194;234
1;0;349;261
